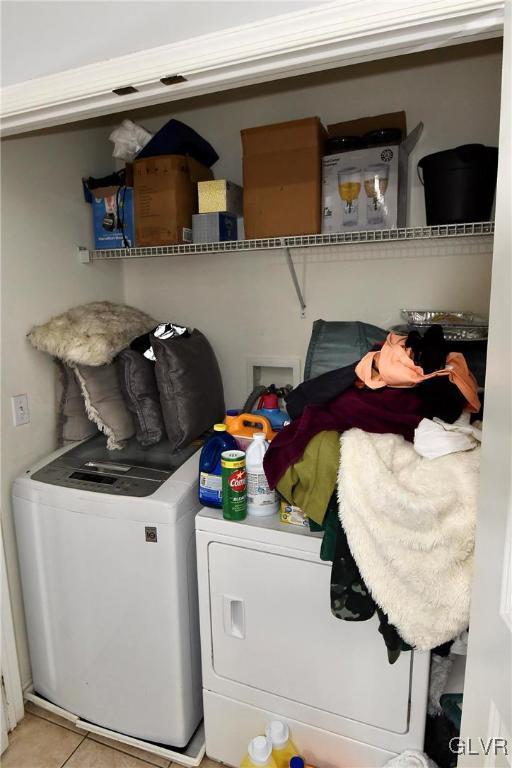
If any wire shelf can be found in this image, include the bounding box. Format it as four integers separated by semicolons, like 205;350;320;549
87;221;494;261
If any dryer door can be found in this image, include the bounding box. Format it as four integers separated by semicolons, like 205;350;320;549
208;542;412;734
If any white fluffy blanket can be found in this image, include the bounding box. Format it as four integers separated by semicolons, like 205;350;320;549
28;301;155;366
338;429;480;650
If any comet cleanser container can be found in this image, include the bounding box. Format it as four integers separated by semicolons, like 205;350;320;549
221;450;247;520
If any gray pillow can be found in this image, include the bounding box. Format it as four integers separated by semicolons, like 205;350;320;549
57;362;98;445
118;350;165;447
73;361;135;450
152;329;225;451
304;320;388;379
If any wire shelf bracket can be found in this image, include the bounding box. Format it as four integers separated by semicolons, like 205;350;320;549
284;247;306;318
78;247;91;264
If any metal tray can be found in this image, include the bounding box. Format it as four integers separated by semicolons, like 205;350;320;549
401;309;488;327
392;324;488;341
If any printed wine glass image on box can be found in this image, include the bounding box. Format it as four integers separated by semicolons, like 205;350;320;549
364;163;390;226
337;167;362;227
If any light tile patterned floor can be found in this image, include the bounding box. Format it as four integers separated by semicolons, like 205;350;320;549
2;704;221;768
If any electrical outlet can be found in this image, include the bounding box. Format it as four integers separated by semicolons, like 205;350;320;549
12;394;30;427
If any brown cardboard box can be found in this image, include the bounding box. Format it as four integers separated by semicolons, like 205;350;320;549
241;117;326;239
134;155;213;246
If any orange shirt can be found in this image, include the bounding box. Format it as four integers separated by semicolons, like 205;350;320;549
355;333;480;413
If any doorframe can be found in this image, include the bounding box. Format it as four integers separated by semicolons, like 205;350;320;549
0;0;505;136
1;529;24;735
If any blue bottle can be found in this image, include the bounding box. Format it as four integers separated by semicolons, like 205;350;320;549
199;424;238;508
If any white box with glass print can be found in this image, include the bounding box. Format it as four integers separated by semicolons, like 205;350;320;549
321;123;422;233
322;145;399;231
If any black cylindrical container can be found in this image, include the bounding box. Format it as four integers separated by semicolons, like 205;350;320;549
325;135;363;154
418;144;498;225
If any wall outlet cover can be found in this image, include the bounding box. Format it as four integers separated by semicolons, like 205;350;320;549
11;394;30;427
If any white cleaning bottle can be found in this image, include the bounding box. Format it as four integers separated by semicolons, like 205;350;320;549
265;720;298;768
241;736;278;768
246;432;278;516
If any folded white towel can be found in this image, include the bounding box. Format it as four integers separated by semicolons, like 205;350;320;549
414;412;482;460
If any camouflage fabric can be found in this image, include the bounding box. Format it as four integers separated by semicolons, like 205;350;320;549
312;494;411;664
330;508;375;621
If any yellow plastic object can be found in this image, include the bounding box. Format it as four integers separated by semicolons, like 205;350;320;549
225;412;276;449
271;743;298;768
240;753;278;768
265;721;299;768
240;737;278;768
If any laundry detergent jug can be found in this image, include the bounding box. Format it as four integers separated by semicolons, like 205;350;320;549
265;721;298;768
199;424;238;508
225;412;276;450
252;390;289;431
241;737;277;768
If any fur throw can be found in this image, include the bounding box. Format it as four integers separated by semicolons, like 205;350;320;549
338;429;480;650
28;301;155;366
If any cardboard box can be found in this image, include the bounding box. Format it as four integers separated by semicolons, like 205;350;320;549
90;185;135;249
192;212;238;243
198;179;243;216
241;117;326;239
133;155;213;246
322;112;422;232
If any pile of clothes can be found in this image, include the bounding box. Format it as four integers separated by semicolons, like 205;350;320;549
264;326;482;664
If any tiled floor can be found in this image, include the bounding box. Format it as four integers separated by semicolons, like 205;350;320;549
2;703;221;768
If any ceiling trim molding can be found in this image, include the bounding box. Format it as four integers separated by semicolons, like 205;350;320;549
0;0;504;136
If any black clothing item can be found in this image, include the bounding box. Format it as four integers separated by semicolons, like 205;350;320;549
285;362;357;421
416;376;467;423
406;324;448;373
312;496;411;664
330;507;375;621
432;640;454;657
403;324;467;422
424;713;459;768
376;608;407;665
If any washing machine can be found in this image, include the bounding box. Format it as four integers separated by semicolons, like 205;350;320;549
196;508;430;768
13;434;203;748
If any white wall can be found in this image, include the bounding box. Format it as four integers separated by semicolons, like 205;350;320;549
0;1;327;86
0;122;124;688
122;40;501;406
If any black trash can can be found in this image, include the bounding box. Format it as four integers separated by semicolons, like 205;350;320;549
418;144;498;225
